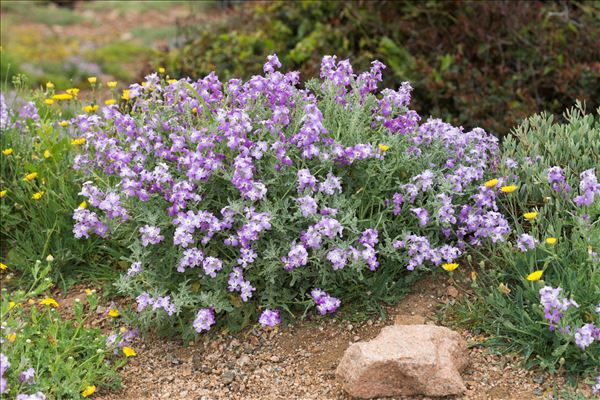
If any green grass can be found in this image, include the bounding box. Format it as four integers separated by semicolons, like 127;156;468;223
0;0;85;26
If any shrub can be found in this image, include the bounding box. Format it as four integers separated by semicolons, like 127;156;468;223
456;104;599;378
171;1;600;136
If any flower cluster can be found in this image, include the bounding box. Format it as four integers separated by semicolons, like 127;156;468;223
311;289;341;315
0;354;44;399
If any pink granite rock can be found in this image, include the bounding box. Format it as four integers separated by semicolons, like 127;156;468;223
336;325;468;398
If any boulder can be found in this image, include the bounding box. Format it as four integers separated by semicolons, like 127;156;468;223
336;325;468;398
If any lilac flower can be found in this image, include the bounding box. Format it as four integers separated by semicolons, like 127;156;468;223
282;244;309;271
0;94;10;129
592;376;600;395
0;377;6;395
437;194;456;224
327;248;348;270
153;295;176;316
139;225;164;246
310;288;341;315
239;280;256;302
574;323;597;350
574;169;600;206
539;286;579;331
228;267;245;291
193;308;216;333
392;193;404;215
516;233;538;252
411;207;429;226
20;367;36;384
127;262;142;277
202;256;223;278
547;166;569;192
0;353;10;376
297;196;318;217
263;54;282;74
297;169;317;193
259;309;281;327
136;292;154;312
359;229;379;247
318;172;342;195
16;393;46;400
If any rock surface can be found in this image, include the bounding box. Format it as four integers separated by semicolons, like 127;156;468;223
336;324;468;398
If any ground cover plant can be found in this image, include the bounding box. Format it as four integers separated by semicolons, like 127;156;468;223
1;52;598;396
0;259;132;399
172;0;600;137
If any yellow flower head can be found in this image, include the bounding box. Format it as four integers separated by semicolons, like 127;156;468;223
121;89;130;100
191;107;198;114
66;88;79;96
2;148;13;156
79;201;88;209
108;309;120;318
32;191;45;200
471;271;477;282
523;211;538;220
52;93;73;101
484;178;498;188
44;99;54;105
167;79;177;85
24;172;38;182
46;254;54;262
500;185;518;193
0;263;7;270
526;270;544;281
46;81;55;89
442;263;459;272
107;81;118;88
7;332;16;342
378;144;390;152
8;301;16;310
158;67;166;74
59;120;70;127
82;385;96;398
40;297;59;308
71;138;86;146
546;237;557;245
44;149;51;159
88;76;97;84
123;346;137;357
0;190;6;198
104;99;116;106
83;105;99;113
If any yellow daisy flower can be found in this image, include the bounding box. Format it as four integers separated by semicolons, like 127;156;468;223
523;211;538;220
107;81;118;88
545;237;557;245
123;346;137;357
52;93;73;101
526;270;544;281
442;263;459;272
40;297;59;308
23;172;38;182
2;148;13;156
82;385;96;397
32;191;45;200
500;185;517;193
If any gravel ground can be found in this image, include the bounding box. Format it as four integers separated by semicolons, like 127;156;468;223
90;275;593;400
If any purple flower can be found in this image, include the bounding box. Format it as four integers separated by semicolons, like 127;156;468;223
574;169;600;207
282;244;308;271
297;169;317;193
263;54;282;74
139;225;164;247
0;377;6;395
410;207;429;226
259;309;281;327
318;172;342;195
547;166;569;192
392;193;404;215
136;292;154;312
327;248;348;270
297;196;318;217
16;393;46;400
20;367;36;385
127;262;142;277
539;286;579;331
516;233;537;252
202;256;223;278
193;308;215;333
592;376;600;395
359;229;379;247
574;323;597;350
310;288;341;315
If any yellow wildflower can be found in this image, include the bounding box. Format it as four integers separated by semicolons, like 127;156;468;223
83;105;99;113
66;88;79;96
46;254;54;262
79;201;88;209
0;263;7;270
167;79;177;84
46;81;54;89
71;138;86;146
82;385;96;398
24;172;38;182
546;237;557;245
88;76;97;84
44;149;51;159
44;99;54;105
2;148;13;156
526;270;544;281
107;81;118;88
32;191;45;200
119;326;127;333
40;297;59;308
0;190;5;198
191;107;198;113
500;185;517;193
108;309;120;318
52;93;73;101
471;271;477;282
523;211;538;220
158;67;166;73
378;144;390;152
484;178;498;187
104;99;116;105
123;346;137;357
7;333;16;342
121;89;130;100
442;263;459;272
59;120;70;127
8;301;16;310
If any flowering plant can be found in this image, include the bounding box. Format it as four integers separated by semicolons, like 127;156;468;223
66;55;504;338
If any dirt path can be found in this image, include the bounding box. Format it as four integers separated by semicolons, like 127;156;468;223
93;275;575;400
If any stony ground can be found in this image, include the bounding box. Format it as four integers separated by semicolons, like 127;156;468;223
87;275;588;400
